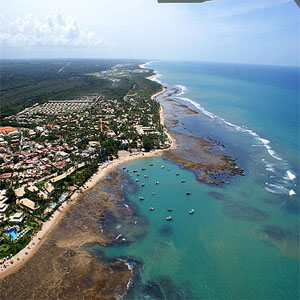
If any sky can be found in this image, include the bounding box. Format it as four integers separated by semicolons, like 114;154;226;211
0;0;299;66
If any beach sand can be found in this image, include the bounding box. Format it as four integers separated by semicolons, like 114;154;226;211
0;88;175;281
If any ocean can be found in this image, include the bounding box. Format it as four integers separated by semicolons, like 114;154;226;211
92;61;299;299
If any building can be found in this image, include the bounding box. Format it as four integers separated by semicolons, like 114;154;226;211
9;212;24;224
0;126;18;136
18;198;40;212
0;203;8;213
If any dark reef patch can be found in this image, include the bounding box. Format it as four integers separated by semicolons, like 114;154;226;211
158;224;173;236
284;196;300;214
258;225;299;242
257;224;300;258
208;191;269;222
222;201;269;222
207;191;232;201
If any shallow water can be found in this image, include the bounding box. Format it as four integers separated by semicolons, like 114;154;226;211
92;157;299;299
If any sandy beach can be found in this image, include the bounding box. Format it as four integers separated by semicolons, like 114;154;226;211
0;89;175;281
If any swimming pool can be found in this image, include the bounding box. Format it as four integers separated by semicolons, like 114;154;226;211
50;204;56;208
58;194;67;202
3;228;19;241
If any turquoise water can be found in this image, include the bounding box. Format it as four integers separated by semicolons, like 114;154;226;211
4;229;19;241
94;61;299;299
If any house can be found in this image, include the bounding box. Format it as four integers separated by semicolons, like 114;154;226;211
0;203;8;213
0;195;8;204
9;212;24;224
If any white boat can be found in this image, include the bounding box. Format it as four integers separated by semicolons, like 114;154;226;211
189;209;195;214
139;197;144;200
166;216;173;221
149;207;155;211
161;165;164;169
156;181;160;185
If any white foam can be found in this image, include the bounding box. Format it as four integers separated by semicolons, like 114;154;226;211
176;95;283;161
148;73;163;84
175;84;187;96
289;189;296;196
287;170;296;181
139;62;151;69
265;183;290;195
177;97;216;119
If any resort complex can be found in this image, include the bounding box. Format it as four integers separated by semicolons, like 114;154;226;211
0;62;170;265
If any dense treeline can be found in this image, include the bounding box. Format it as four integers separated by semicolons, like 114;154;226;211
0;59;144;121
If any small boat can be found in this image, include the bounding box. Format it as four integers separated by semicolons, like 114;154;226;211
189;209;195;214
167;208;173;212
161;165;164;169
144;175;149;178
186;192;191;195
166;216;173;221
139;197;144;200
156;181;160;185
137;174;140;176
122;167;126;170
149;207;155;211
152;192;156;195
181;179;185;183
142;168;146;171
133;169;137;173
150;164;153;166
141;183;145;187
136;179;139;182
176;173;179;176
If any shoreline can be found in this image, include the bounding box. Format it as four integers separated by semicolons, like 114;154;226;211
0;84;176;281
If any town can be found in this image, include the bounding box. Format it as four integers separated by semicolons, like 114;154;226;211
0;63;169;261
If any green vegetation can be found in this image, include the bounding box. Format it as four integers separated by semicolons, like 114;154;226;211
0;59;145;122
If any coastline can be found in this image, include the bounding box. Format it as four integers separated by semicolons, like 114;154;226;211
0;84;176;281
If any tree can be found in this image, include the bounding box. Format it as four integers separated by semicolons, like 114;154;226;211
6;187;16;204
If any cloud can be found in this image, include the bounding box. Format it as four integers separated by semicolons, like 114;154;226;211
0;9;103;48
